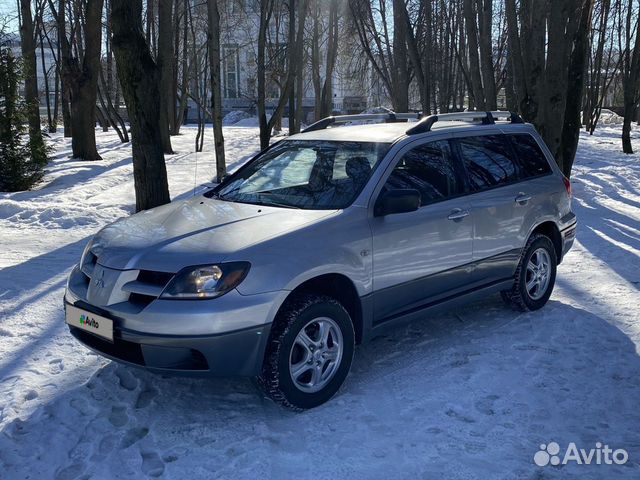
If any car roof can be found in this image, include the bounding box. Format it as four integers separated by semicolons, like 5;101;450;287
288;120;536;144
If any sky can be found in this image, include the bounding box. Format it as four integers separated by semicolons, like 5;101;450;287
0;0;20;35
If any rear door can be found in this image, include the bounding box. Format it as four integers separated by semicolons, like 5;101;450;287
507;132;558;226
370;138;474;323
454;133;529;283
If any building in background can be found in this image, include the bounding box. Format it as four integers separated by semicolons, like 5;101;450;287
4;28;58;116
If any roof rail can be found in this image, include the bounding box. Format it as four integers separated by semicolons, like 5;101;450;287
301;112;422;133
406;110;524;135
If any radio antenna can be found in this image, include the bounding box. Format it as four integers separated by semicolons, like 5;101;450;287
192;148;198;197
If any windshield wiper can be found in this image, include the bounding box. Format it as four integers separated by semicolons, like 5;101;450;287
207;191;227;201
257;194;303;209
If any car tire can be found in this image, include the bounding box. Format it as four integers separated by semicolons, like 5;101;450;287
501;233;557;312
258;294;355;410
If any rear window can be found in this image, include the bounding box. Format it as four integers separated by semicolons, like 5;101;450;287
509;134;552;178
457;135;519;191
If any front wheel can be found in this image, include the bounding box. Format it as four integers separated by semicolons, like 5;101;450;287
501;233;557;311
258;294;355;410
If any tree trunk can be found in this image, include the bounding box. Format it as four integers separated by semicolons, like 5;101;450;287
310;0;321;120
423;0;433;114
61;76;72;137
258;0;308;149
538;0;574;160
174;0;190;132
401;0;427;113
477;0;496;110
111;0;170;212
68;103;100;159
622;109;634;153
463;0;485;110
392;0;409;111
288;0;297;134
320;0;338;118
559;0;593;176
37;22;54;133
95;105;109;132
50;0;103;160
157;0;174;153
72;0;103;160
99;66;129;142
207;0;226;182
257;0;270;149
621;0;640;154
19;0;45;161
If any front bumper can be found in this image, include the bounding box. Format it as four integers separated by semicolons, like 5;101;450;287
65;299;271;376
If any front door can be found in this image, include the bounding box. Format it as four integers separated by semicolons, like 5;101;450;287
370;138;474;323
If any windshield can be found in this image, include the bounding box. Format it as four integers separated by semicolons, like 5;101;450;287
208;140;390;209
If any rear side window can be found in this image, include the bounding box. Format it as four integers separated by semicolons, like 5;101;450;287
457;135;519;191
510;134;552;177
384;140;461;206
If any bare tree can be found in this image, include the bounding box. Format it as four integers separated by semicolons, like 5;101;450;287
18;0;46;162
620;0;640;153
506;0;594;176
392;0;409;111
583;0;620;133
310;0;339;119
207;0;225;182
111;0;170;211
48;0;104;160
35;9;59;134
157;0;174;153
257;0;309;149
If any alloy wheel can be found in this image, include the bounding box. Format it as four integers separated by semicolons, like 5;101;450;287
288;317;344;393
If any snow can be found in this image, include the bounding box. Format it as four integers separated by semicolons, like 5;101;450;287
222;111;252;126
1;125;639;479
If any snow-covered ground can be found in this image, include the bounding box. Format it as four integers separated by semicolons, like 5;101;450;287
0;125;639;479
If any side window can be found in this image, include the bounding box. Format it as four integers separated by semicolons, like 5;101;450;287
510;134;552;178
458;135;519;191
384;140;461;206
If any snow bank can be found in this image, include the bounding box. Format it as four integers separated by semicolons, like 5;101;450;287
223;110;252;126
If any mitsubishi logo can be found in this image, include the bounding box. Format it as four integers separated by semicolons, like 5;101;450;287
94;269;105;289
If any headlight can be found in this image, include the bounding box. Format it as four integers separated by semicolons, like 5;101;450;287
159;262;250;299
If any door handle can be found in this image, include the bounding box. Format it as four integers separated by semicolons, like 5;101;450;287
515;194;531;205
447;209;469;221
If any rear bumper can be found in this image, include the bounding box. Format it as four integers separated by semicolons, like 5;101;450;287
65;300;271;377
560;218;577;259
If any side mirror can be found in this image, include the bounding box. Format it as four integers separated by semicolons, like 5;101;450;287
374;189;421;217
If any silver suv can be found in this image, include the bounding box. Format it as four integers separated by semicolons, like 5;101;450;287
64;111;577;409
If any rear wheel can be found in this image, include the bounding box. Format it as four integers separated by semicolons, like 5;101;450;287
258;294;355;410
501;233;557;311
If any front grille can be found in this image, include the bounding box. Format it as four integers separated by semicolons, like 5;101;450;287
122;270;175;307
128;292;156;308
137;270;174;286
77;251;175;309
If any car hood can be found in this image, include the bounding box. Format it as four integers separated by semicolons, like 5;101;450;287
90;196;335;271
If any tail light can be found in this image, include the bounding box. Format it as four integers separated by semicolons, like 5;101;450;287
562;176;572;198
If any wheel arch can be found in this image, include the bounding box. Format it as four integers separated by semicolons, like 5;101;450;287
277;273;364;345
530;221;563;263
